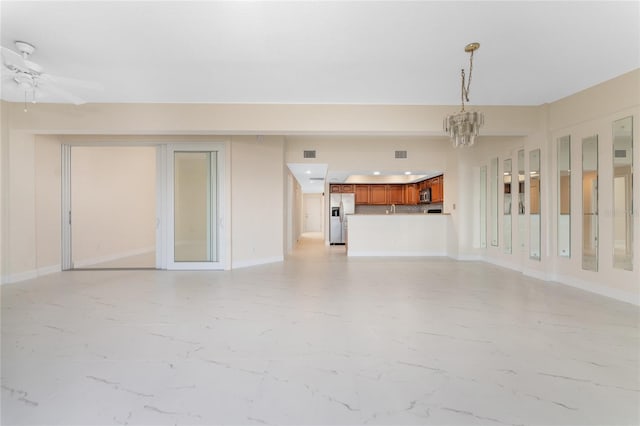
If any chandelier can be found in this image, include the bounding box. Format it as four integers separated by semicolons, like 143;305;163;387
443;42;484;148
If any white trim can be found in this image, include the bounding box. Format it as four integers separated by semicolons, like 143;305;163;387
482;256;524;272
73;246;155;268
348;251;447;257
156;145;167;269
451;254;483;261
522;267;551;281
2;264;61;284
232;256;284;269
61;144;71;270
38;264;62;276
551;273;639;306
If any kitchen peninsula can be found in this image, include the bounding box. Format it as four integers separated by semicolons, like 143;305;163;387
347;213;451;257
328;178;450;256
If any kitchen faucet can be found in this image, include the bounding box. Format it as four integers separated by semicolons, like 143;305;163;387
390;204;396;214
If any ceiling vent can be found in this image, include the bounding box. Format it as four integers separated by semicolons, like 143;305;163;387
309;177;324;181
395;150;408;159
303;150;316;159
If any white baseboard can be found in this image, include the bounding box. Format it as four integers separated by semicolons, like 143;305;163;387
451;254;483;261
73;246;155;268
348;251;447;257
1;263;62;284
232;256;284;269
552;273;639;306
522;267;551;281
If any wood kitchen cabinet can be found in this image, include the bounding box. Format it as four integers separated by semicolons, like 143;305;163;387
355;185;370;204
405;184;419;205
387;185;404;204
330;184;355;193
369;185;388;204
430;175;444;203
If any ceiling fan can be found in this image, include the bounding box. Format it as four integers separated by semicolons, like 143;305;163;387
1;40;102;110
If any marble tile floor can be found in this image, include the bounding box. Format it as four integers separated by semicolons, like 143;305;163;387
2;234;639;425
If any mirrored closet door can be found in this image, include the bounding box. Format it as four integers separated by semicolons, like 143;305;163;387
613;117;633;271
582;136;598;271
503;159;512;253
558;136;571;257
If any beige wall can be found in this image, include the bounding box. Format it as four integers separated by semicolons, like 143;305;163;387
71;146;156;267
230;136;285;267
0;102;8;280
34;135;62;270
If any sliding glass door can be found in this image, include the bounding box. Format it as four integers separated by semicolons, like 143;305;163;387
167;144;225;270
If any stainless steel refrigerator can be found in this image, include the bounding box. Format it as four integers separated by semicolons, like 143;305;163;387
329;193;355;244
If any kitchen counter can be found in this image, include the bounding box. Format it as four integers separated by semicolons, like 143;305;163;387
347;213;451;257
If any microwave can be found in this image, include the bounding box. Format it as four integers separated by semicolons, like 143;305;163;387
419;188;431;204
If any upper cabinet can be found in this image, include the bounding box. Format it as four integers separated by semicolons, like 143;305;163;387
330;184;354;193
369;185;388;204
430;175;444;203
405;184;419;205
335;176;443;205
387;185;405;204
355;185;370;204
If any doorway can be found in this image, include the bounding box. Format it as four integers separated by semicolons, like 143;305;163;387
303;193;323;233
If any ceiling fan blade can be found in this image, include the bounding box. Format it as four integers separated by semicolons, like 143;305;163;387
1;46;27;70
39;73;103;91
37;81;86;105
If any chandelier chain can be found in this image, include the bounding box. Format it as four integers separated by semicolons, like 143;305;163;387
460;49;475;112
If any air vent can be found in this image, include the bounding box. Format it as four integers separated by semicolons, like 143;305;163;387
303;150;316;158
309;177;324;181
395;150;408;159
615;149;627;158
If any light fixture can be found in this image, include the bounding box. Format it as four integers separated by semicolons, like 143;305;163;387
443;42;484;148
373;171;381;175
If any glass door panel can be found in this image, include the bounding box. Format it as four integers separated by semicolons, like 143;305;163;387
529;149;541;260
480;166;487;248
172;151;219;266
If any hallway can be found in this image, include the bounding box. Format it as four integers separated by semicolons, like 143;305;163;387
1;239;638;425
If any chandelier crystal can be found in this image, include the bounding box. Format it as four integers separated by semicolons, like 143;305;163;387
443;42;484;148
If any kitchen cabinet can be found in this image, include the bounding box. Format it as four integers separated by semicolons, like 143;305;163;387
333;178;443;205
405;184;419;205
330;184;355;193
369;185;388;204
387;185;404;204
430;175;444;203
355;185;370;204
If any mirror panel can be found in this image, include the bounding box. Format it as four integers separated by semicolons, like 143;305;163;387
503;159;512;254
480;166;487;248
529;149;541;260
490;157;499;246
582;136;598;271
613;117;633;271
558;136;571;257
518;149;526;250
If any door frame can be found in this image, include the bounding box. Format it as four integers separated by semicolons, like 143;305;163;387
163;143;227;270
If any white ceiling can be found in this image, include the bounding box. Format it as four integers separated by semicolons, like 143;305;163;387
1;1;638;106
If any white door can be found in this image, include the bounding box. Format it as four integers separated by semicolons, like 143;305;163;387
303;194;322;232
